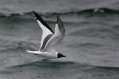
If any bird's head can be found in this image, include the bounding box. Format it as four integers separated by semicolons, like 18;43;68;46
57;52;66;58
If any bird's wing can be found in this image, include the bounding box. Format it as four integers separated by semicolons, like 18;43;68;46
42;16;65;50
32;11;54;51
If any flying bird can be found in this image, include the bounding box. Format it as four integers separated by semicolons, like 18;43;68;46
26;11;66;60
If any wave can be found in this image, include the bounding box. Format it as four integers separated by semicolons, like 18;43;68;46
0;8;119;17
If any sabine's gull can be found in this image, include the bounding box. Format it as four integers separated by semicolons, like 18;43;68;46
26;11;66;60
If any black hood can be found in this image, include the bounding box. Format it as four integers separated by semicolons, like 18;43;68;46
57;53;66;58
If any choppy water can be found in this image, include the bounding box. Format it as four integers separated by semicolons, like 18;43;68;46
1;0;119;79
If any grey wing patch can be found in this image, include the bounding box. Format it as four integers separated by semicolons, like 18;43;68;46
40;34;53;50
42;16;65;50
56;16;65;35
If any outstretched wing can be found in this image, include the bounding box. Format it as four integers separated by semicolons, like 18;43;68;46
32;11;54;50
42;16;65;50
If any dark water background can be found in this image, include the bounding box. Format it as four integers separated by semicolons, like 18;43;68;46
1;0;119;79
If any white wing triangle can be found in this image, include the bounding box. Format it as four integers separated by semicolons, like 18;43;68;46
36;20;53;50
32;12;54;51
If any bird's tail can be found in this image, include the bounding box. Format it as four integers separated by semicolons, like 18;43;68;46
25;50;41;55
25;50;34;54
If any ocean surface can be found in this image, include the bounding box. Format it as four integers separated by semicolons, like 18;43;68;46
1;0;119;79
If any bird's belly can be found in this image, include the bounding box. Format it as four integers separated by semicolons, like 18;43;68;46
38;52;57;59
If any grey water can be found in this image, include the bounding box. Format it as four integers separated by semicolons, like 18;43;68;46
1;0;119;79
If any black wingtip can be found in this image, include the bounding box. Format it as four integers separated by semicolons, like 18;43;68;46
56;15;63;25
32;11;54;33
32;11;43;21
56;15;61;23
32;11;38;20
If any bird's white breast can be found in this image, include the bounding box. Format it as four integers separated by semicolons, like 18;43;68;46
39;51;57;59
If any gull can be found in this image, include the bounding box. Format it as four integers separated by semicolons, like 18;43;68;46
26;11;66;60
